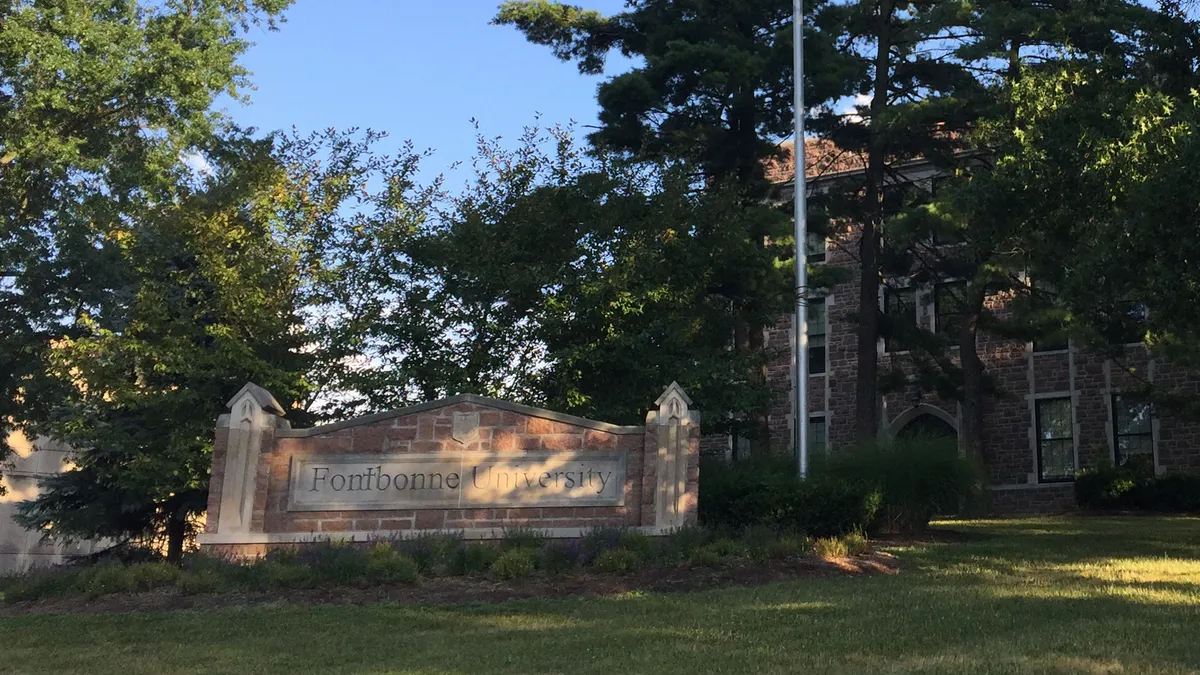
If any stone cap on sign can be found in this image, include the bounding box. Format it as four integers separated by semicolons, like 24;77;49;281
274;393;646;438
226;382;286;416
647;381;700;425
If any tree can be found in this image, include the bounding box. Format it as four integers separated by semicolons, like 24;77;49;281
818;0;1167;451
13;135;343;560
910;0;1192;456
961;40;1200;418
0;0;290;490
809;0;994;442
495;0;861;448
315;124;778;429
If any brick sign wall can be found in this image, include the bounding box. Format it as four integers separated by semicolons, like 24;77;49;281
198;383;699;558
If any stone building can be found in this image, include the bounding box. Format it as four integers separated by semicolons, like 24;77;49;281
0;430;102;573
715;140;1200;513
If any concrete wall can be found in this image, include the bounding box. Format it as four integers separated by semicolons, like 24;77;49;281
0;431;101;574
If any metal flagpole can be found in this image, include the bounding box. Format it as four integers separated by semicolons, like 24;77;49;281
793;0;810;478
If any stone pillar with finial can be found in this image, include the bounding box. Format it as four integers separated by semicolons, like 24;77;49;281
207;383;288;537
645;382;700;530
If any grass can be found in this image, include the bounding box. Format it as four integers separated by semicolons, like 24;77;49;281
2;517;1199;674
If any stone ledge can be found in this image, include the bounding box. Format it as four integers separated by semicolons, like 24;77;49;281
987;483;1074;492
275;394;645;438
197;525;676;546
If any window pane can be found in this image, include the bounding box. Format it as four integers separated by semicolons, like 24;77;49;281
1040;439;1075;481
1037;398;1074;482
1117;435;1154;459
1032;333;1069;352
936;282;966;338
807;298;826;337
1115;397;1151;435
808;416;827;455
1037;399;1072;440
809;342;826;375
805;232;826;263
885;286;916;352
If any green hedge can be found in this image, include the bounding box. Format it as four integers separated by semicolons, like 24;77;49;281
1075;465;1200;512
698;455;882;537
815;435;980;533
699;435;979;535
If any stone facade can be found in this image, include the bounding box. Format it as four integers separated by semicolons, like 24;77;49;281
0;431;103;573
199;383;700;558
736;152;1200;514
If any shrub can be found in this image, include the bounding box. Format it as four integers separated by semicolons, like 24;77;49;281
743;525;779;563
365;544;419;585
689;544;725;568
176;570;222;595
706;538;747;558
537;540;581;576
502;527;544;551
767;535;811;560
813;537;848;559
616;530;656;561
842;531;870;556
1;569;85;604
1138;473;1200;512
789;477;884;538
395;533;462;575
261;561;315;589
659;525;710;562
581;527;624;561
1075;465;1139;509
82;564;138;597
127;562;181;591
699;455;798;528
491;548;537;580
451;543;499;575
593;549;642;574
1076;465;1200;513
297;542;369;586
815;434;979;533
699;455;883;537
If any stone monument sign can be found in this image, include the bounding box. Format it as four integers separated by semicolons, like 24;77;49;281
198;383;699;557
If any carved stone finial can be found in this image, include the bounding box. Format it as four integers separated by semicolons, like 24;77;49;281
654;381;693;423
226;382;285;417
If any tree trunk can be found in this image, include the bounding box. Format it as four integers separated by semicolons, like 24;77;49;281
855;1;893;443
959;287;986;462
166;510;187;564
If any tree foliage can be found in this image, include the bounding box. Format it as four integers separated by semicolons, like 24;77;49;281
13;134;338;559
315;125;781;429
0;0;291;488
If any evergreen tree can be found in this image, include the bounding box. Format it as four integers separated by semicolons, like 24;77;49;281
902;0;1181;456
495;0;860;448
958;10;1200;419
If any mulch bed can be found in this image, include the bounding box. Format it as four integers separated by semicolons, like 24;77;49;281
0;552;898;617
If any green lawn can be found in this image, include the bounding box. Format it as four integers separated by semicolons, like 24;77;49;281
3;517;1199;675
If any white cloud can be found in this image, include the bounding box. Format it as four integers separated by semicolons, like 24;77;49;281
837;94;873;124
181;150;214;177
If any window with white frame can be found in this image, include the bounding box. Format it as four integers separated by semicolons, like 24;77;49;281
934;281;966;340
808;414;827;456
1112;395;1154;466
805;232;826;264
807;297;826;375
884;285;917;353
1036;398;1075;482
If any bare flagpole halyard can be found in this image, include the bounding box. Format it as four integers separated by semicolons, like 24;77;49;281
793;0;810;478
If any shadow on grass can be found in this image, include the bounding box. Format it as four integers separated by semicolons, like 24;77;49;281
2;517;1200;675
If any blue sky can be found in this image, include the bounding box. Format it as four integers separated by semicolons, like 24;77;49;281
224;0;634;181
